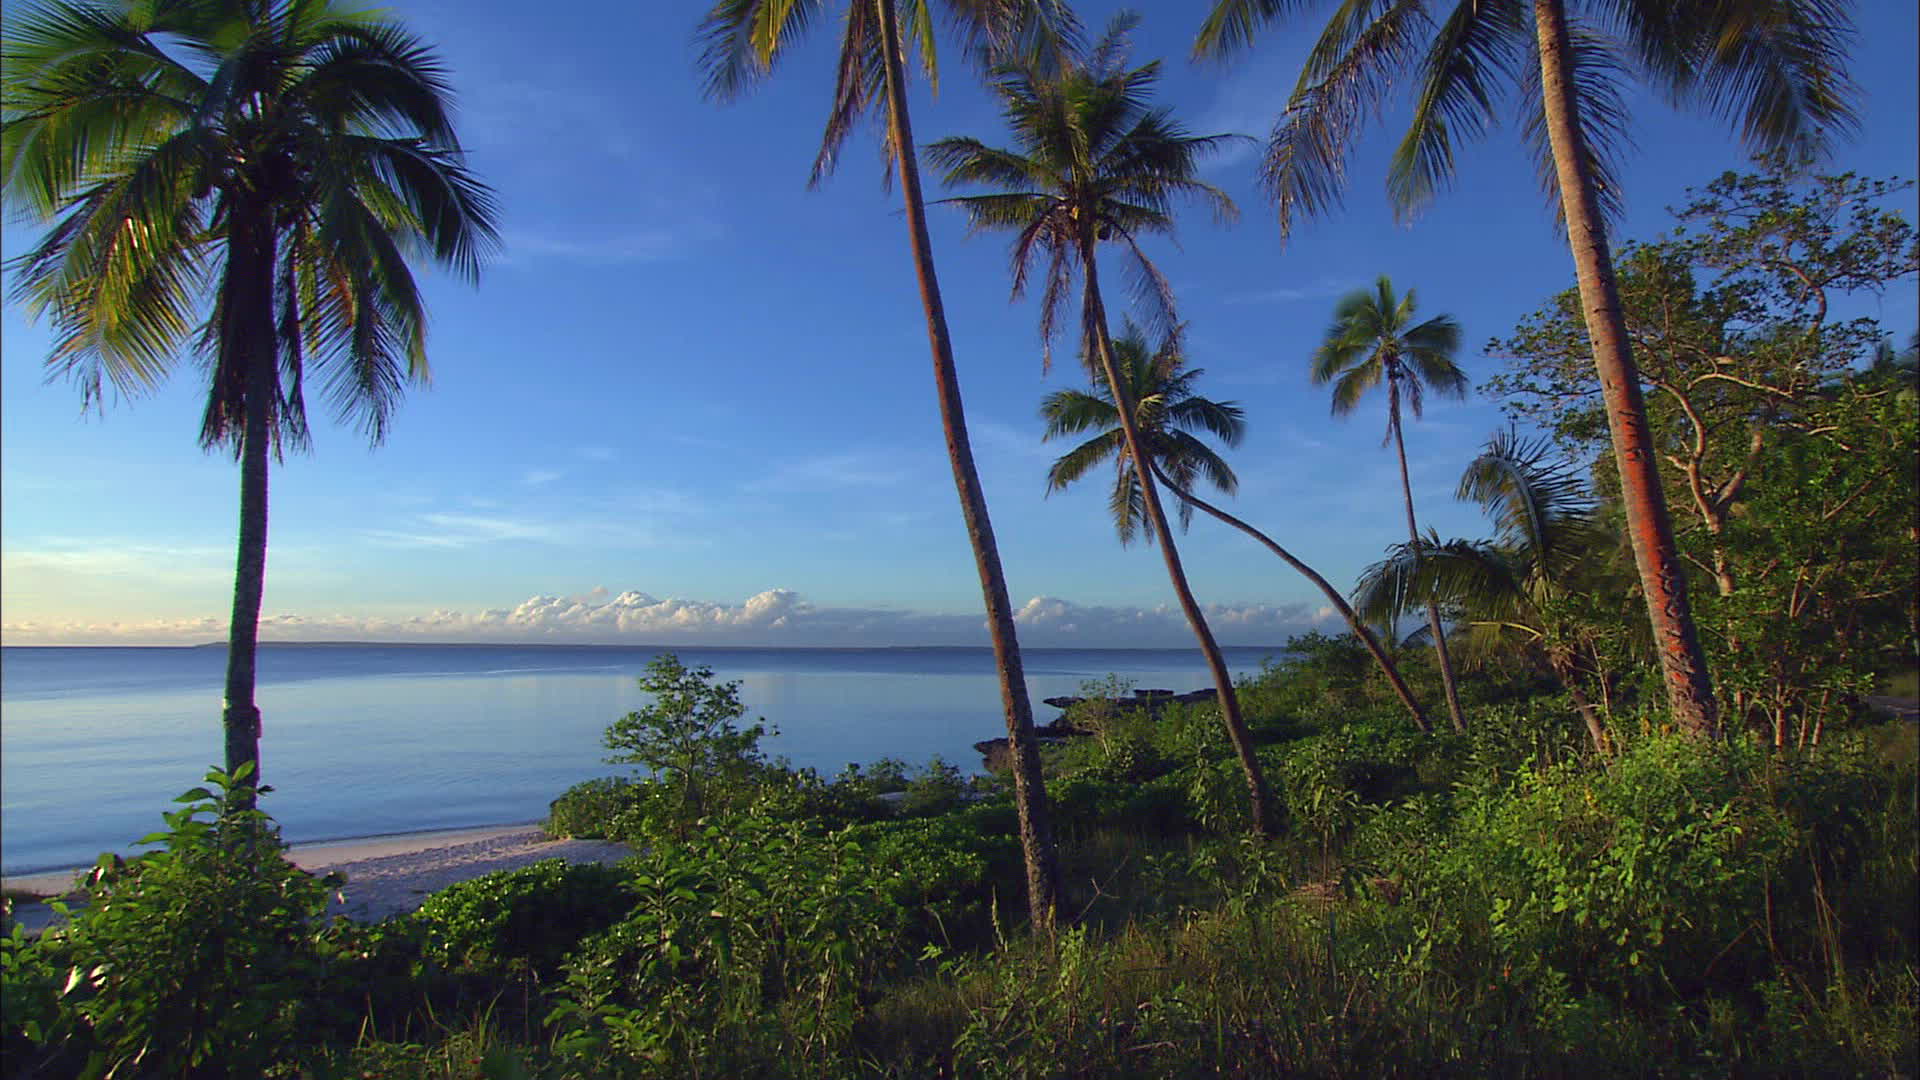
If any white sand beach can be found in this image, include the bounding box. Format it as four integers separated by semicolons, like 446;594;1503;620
3;824;632;933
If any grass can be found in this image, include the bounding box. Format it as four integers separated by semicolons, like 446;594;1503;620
1881;667;1920;698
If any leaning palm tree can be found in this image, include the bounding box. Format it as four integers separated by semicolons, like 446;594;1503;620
1353;429;1621;754
931;15;1279;836
696;0;1072;928
1195;0;1861;739
2;0;498;801
1041;326;1245;543
1050;329;1435;731
1312;277;1469;731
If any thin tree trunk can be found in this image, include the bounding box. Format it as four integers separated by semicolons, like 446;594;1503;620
221;201;277;807
1388;382;1466;732
1548;649;1611;756
1533;0;1717;737
1148;461;1432;733
1080;242;1275;837
876;0;1060;930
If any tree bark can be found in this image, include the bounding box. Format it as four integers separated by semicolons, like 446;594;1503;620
1148;461;1433;732
1080;240;1276;837
1388;380;1466;732
1548;649;1611;756
1533;0;1718;737
220;198;277;806
875;0;1061;930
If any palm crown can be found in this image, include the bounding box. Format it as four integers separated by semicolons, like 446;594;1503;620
1042;327;1244;544
1195;0;1859;236
2;0;499;452
925;12;1239;368
1313;276;1467;441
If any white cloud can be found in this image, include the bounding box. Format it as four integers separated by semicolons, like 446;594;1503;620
2;589;1343;648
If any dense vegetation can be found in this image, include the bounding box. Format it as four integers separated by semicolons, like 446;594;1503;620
5;638;1915;1077
3;0;1915;1077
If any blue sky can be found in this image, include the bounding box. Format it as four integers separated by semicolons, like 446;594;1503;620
3;0;1916;647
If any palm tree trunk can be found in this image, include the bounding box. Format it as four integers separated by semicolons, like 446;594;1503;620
1080;243;1275;838
1148;461;1432;733
1387;384;1466;732
876;0;1061;929
1533;0;1717;737
1547;649;1611;756
221;201;277;806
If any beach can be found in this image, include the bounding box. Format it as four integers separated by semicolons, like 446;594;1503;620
3;824;632;934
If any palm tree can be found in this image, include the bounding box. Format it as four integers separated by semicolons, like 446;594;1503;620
1312;277;1469;731
2;0;498;801
1353;429;1622;754
1049;329;1435;731
1194;0;1861;739
1041;326;1245;543
930;16;1279;837
695;0;1071;928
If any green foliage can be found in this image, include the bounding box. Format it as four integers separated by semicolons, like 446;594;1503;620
602;654;772;832
545;816;936;1073
900;756;969;816
412;860;637;978
51;765;341;1078
544;777;643;840
1384;736;1799;1004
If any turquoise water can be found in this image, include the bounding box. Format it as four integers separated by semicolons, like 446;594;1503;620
0;643;1284;874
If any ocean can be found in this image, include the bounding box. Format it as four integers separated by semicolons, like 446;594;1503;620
0;643;1286;875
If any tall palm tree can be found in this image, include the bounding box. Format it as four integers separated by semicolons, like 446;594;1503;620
2;0;498;801
1312;276;1469;731
1194;0;1861;739
1353;429;1623;754
696;0;1071;928
1049;328;1435;731
930;16;1279;837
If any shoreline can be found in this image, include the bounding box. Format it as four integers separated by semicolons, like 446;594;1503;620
2;820;549;898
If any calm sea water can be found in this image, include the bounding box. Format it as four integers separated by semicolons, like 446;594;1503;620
0;643;1285;875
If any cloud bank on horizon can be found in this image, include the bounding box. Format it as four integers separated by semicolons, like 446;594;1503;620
1;587;1344;648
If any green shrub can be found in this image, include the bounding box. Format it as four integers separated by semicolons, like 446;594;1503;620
900;756;968;816
412;858;638;978
545;776;644;839
547;817;917;1072
51;765;341;1078
603;653;772;834
1391;735;1798;1007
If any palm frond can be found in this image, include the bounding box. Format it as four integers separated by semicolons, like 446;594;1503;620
1262;0;1425;237
1387;0;1528;220
1623;0;1860;160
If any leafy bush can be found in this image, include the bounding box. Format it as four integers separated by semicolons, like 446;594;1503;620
51;765;341;1077
545;776;644;839
900;756;968;816
547;817;919;1071
1388;735;1798;1007
412;858;638;978
603;653;772;833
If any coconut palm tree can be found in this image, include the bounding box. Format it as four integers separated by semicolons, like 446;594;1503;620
1312;276;1469;731
1041;326;1245;542
1049;328;1435;731
2;0;498;801
1194;0;1861;739
930;15;1279;836
695;0;1072;928
1353;429;1623;753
